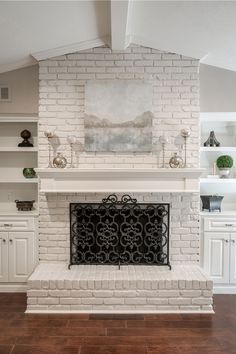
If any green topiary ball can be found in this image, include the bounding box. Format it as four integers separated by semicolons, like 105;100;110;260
216;155;234;169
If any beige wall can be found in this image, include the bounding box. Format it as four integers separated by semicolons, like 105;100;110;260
0;65;38;114
200;63;236;112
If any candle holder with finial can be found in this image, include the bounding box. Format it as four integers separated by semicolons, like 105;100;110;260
180;128;191;167
44;130;55;168
159;135;169;168
67;135;77;168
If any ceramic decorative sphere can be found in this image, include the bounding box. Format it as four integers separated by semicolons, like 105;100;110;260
159;135;169;144
169;153;184;168
21;129;31;140
181;128;191;138
23;168;36;178
53;153;67;168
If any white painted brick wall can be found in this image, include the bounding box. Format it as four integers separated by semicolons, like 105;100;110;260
38;45;200;264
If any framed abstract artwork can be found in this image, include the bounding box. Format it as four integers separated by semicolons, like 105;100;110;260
84;81;153;152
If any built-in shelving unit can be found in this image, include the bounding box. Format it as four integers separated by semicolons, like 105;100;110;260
200;112;236;211
0;115;38;213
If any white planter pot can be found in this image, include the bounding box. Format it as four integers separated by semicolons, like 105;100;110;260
219;168;230;178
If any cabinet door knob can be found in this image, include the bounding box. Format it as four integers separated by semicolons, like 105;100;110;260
9;239;13;243
225;239;229;243
4;223;13;227
2;239;6;243
232;240;235;243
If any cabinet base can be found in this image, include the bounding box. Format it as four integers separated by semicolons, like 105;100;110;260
214;286;236;294
0;284;27;292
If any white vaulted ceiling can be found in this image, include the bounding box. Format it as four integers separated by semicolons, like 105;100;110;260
1;1;236;73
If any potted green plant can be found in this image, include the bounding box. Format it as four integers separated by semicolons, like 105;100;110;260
216;155;234;178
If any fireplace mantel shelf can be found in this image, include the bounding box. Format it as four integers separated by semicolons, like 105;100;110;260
35;168;204;193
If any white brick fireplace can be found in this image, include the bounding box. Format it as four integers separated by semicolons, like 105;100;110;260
27;45;213;313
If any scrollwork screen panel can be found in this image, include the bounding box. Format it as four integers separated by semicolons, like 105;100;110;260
70;195;170;267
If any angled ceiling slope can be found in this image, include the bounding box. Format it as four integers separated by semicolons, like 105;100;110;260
0;1;236;73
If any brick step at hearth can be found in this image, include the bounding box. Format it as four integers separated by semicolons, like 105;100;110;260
27;264;213;314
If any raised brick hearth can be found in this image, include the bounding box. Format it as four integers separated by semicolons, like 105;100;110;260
27;264;213;313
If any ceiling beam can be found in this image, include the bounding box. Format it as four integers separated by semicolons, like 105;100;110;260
110;0;132;50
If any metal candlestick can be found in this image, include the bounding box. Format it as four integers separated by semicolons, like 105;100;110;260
67;135;77;168
44;130;55;168
180;128;191;168
159;135;169;168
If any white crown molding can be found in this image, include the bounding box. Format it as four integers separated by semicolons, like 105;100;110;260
32;36;110;61
0;57;37;74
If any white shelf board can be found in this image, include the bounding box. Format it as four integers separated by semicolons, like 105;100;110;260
0;178;38;184
0;147;38;152
200;211;236;217
200;147;236;152
200;178;236;184
200;112;236;122
0;209;38;216
0;115;38;123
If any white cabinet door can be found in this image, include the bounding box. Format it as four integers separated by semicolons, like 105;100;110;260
204;232;230;284
8;232;34;282
0;232;8;282
230;233;236;284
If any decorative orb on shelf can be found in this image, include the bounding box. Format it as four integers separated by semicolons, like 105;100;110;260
53;153;67;169
23;168;37;179
18;130;33;147
169;153;184;168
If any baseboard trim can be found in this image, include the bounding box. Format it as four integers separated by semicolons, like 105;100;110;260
25;309;215;314
214;286;236;294
0;284;27;292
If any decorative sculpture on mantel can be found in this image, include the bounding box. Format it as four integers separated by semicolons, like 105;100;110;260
44;130;55;168
67;135;83;168
53;153;67;168
67;135;77;168
159;135;169;168
204;131;220;147
180;128;191;167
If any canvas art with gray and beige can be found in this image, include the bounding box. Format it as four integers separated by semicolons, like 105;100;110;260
84;81;153;152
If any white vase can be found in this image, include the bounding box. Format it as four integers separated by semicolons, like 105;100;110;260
219;168;230;178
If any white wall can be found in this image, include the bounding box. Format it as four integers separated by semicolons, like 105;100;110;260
200;63;236;112
0;65;38;114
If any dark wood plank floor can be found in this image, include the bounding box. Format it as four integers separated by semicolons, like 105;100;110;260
0;294;235;354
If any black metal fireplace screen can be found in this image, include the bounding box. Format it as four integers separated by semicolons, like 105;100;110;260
69;194;171;269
